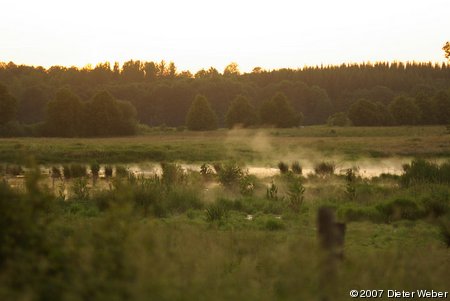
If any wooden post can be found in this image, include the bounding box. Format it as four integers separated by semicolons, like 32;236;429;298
317;207;346;259
317;206;346;301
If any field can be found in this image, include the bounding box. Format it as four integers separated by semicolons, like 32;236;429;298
1;126;449;301
1;126;450;164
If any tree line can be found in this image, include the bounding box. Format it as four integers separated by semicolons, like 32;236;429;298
0;86;137;137
0;57;450;136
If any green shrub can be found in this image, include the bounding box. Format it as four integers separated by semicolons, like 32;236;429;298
92;190;116;211
217;162;245;189
421;188;449;218
338;206;382;223
401;159;439;186
286;178;305;213
266;181;279;201
400;159;450;186
205;203;228;222
166;186;203;213
216;198;242;211
239;174;256;196
263;218;285;231
376;198;423;222
161;162;185;186
63;201;99;217
71;178;90;201
132;177;164;215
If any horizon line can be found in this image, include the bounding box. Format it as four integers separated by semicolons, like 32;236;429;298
1;59;449;74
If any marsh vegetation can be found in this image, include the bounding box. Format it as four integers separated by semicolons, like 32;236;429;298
1;132;449;300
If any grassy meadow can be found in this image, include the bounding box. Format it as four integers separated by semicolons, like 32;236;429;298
1;126;449;301
1;126;450;164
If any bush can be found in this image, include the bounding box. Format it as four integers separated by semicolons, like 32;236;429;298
71;178;90;201
205;203;228;223
327;112;351;126
401;159;439;185
200;163;214;177
90;162;100;178
212;162;222;173
263;218;285;231
161;162;185;186
69;164;86;178
166;186;203;213
115;165;129;178
278;161;289;174
92;189;120;211
286;178;305;213
401;159;450;186
216;162;246;189
266;181;280;201
104;165;113;178
51;166;61;179
239;174;256;196
376;198;423;222
132;177;164;216
62;165;72;179
421;188;449;218
345;168;357;200
291;161;302;175
5;164;23;176
338;206;383;223
314;161;335;176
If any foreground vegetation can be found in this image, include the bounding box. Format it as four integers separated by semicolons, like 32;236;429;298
1;158;449;300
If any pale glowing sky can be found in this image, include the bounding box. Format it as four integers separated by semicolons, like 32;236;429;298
1;0;449;72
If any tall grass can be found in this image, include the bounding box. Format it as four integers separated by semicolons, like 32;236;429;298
401;159;450;186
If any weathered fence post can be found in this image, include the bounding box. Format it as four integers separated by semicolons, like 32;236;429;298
318;207;346;260
317;206;346;300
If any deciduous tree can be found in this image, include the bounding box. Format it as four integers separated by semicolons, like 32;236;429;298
225;95;258;128
260;92;301;128
389;96;420;125
433;90;450;124
44;88;83;137
443;41;450;60
348;99;384;126
0;83;17;125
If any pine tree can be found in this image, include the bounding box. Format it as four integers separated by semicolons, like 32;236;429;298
186;95;218;131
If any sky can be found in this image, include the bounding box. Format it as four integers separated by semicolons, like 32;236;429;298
1;0;449;73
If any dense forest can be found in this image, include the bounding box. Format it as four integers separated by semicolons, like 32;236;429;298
1;60;450;136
